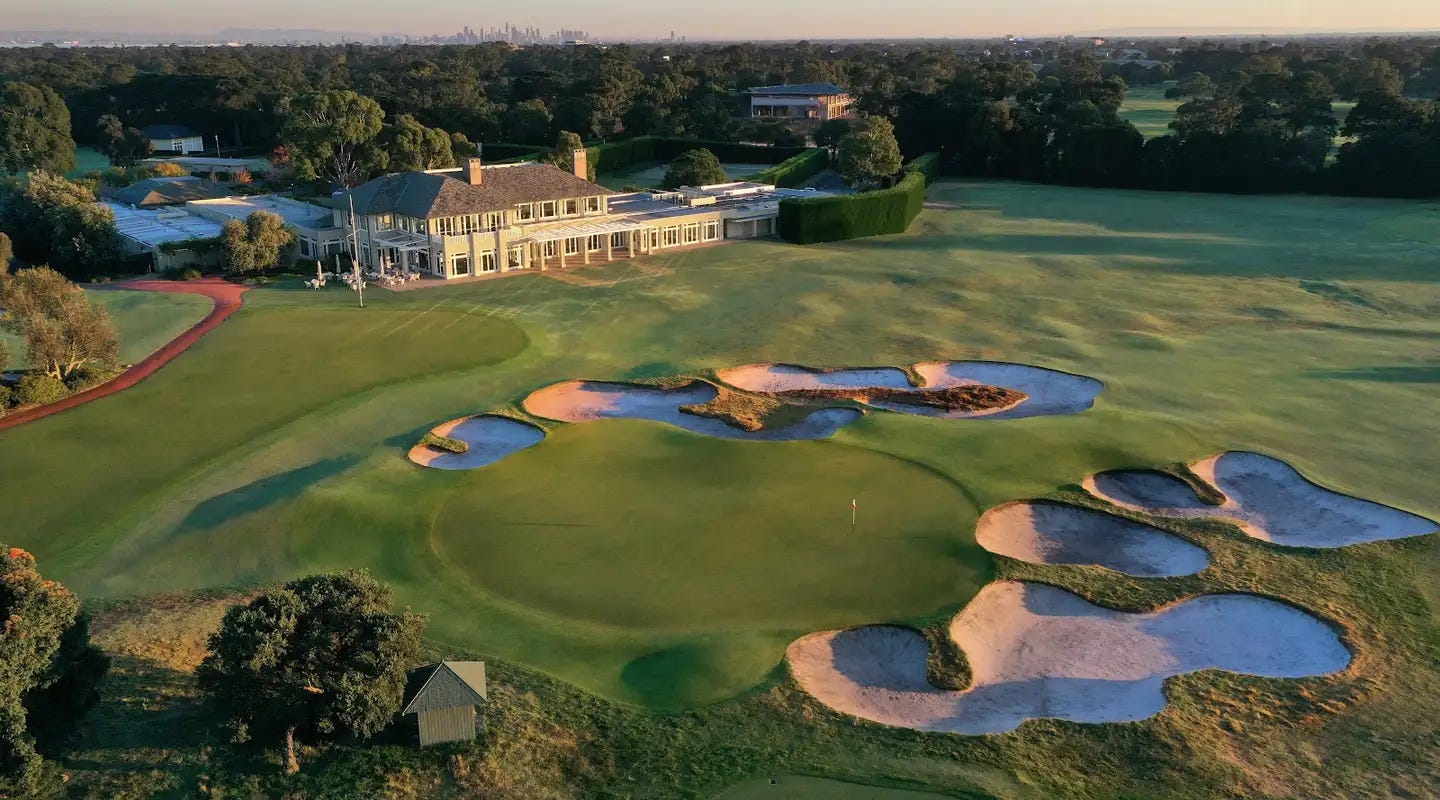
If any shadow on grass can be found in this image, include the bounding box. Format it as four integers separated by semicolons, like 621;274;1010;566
178;455;363;533
1308;365;1440;383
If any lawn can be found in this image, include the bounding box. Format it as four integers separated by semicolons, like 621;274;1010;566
4;180;1440;798
0;287;211;367
597;161;779;190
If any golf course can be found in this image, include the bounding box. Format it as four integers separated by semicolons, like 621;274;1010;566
5;179;1440;798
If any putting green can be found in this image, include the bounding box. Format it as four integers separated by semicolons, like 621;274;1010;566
432;422;988;632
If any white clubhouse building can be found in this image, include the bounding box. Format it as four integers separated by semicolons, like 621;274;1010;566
334;153;820;279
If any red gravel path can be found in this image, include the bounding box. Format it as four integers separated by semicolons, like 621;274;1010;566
0;278;249;432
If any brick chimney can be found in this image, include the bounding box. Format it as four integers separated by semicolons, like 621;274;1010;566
462;157;483;186
571;148;588;180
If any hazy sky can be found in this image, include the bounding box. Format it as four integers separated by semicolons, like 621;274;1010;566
9;0;1440;38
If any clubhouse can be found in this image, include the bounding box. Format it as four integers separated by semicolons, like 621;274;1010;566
332;153;825;279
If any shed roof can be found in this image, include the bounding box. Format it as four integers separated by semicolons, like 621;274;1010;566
402;661;487;715
142;124;203;139
338;163;613;219
747;82;847;96
110;176;229;207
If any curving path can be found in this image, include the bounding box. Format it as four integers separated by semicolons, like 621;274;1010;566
0;278;249;432
787;581;1350;735
1085;451;1439;548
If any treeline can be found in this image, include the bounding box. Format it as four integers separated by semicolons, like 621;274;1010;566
896;54;1440;197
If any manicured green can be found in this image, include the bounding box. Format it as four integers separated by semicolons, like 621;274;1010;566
1118;85;1181;138
0;287;211;367
5;179;1440;798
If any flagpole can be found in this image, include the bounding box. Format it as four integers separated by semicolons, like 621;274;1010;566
851;498;856;530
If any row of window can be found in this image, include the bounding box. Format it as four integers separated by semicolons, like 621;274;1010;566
357;196;606;238
515;196;604;222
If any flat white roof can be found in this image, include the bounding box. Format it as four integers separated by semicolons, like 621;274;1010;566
104;202;225;248
188;195;336;231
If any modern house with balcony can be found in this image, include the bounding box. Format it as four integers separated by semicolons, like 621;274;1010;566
747;83;854;123
332;154;824;280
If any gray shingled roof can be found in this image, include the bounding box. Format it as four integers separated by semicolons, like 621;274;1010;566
110;177;229;207
142;124;203;139
338;163;613;219
747;82;847;95
402;661;487;715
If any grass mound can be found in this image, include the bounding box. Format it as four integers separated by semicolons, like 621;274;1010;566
780;384;1026;413
419;432;469;454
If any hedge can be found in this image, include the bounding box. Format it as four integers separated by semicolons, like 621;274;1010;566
584;136;817;179
747;149;830;188
776;153;939;244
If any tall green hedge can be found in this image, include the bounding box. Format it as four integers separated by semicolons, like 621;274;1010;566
585;136;817;179
776;153;939;244
747;149;830;188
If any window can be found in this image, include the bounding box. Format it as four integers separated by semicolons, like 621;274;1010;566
461;215;479;235
703;221;720;241
507;246;525;269
683;223;700;244
484;212;505;231
377;214;393;230
298;239;312;257
586;235;602;252
517;204;534;221
662;226;680;247
451;254;471;276
563;237;581;256
565;199;578;216
435;217;455;236
610;232;628;248
649;230;660;248
585;197;600;213
480;252;498;273
541;201;557;219
543;241;559;257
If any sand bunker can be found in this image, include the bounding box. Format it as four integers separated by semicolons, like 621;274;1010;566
522;380;863;441
787;581;1349;734
717;360;1102;420
1085;451;1438;548
976;501;1210;577
407;415;546;470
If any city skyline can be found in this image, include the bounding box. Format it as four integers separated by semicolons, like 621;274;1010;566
5;0;1440;41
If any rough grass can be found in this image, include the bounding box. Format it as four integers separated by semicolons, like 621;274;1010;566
680;382;840;431
0;288;211;367
779;384;1025;413
419;431;468;454
5;180;1440;797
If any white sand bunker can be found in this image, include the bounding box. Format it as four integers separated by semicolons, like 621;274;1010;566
787;581;1349;735
407;415;546;470
522;379;862;441
912;361;1103;419
976;501;1210;577
1086;451;1438;548
717;360;1101;419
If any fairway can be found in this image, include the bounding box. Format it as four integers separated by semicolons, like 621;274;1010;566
1119;86;1180;138
5;178;1440;796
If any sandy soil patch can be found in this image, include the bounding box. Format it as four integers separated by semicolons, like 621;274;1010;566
407;415;546;470
976;501;1210;577
523;379;862;441
787;581;1349;734
1086;451;1438;548
912;361;1104;419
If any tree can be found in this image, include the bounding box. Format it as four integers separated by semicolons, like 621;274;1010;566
837;116;903;187
281;90;386;189
545;131;595;181
221;211;295;274
384;114;455;172
0;547;106;791
814;118;853;149
0;82;76;176
197;571;427;774
662;148;728;189
149;162;188;178
95;115;151;168
0;231;12;275
0;172;124;280
0;267;120;382
503;98;554;144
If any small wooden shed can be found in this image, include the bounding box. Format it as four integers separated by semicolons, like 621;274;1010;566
402;661;488;747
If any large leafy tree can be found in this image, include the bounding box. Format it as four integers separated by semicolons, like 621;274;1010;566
281;90;386;189
0;172;124;279
837;116;903;188
220;210;295;274
0;547;108;792
0;231;12;275
503;98;554;145
662;148;728;189
0;82;76;176
0;266;120;381
197;571;427;774
383;114;455;172
95;114;152;168
545;131;595;181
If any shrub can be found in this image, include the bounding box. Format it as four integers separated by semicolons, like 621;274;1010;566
160;265;203;281
748;149;829;187
585;136;817;177
0;384;13;410
16;373;69;406
420;432;469;454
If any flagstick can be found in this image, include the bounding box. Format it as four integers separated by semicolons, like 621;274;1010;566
851;499;856;531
